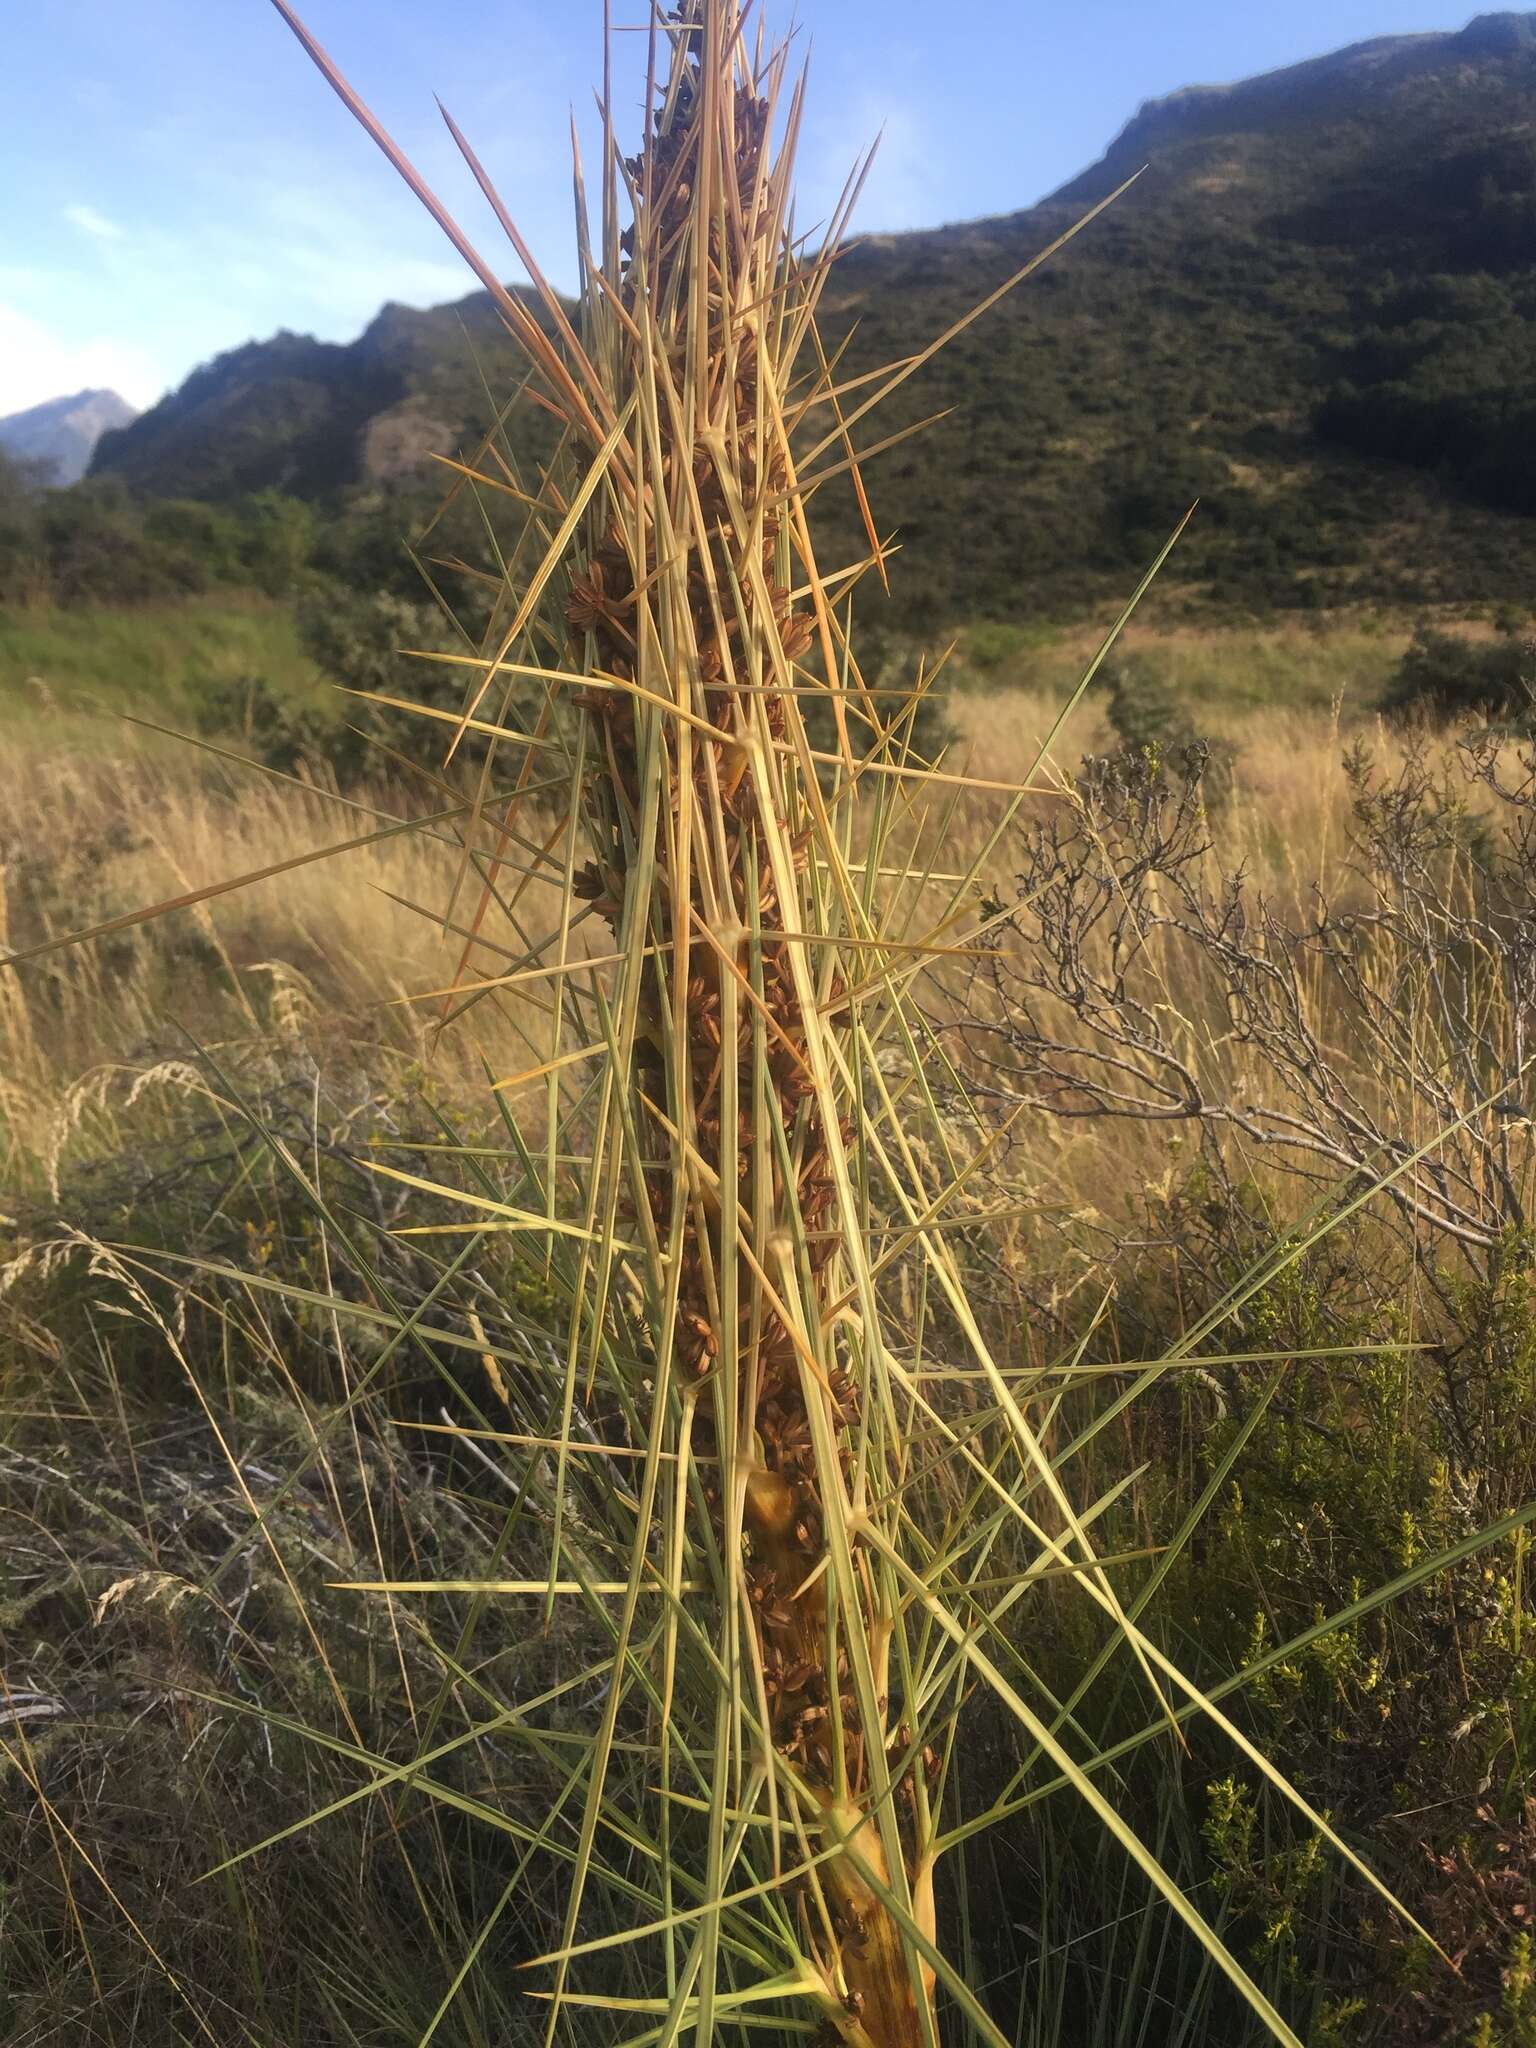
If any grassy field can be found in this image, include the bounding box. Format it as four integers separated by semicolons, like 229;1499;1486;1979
0;596;329;750
0;602;1412;1170
947;612;1414;715
4;593;1535;2043
0;598;1417;1136
0;594;1442;735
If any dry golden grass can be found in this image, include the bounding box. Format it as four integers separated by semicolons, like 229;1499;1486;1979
956;612;1503;717
954;686;1424;910
8;677;1518;1214
0;692;1487;1194
0;741;562;1182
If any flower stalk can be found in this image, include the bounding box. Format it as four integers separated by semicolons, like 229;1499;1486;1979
272;4;1377;2044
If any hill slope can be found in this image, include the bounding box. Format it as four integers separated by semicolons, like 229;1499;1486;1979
3;390;138;487
88;304;516;502
93;10;1536;619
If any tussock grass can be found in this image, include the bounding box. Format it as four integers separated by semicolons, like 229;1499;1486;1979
0;744;562;1168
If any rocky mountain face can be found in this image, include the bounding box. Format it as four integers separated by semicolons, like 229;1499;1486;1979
86;296;549;505
89;10;1536;617
1;389;139;486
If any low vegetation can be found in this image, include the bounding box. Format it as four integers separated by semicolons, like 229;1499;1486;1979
6;661;1535;2043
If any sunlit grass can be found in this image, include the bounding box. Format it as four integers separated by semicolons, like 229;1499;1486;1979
0;593;327;746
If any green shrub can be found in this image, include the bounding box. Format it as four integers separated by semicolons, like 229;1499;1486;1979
190;588;479;782
0;449;323;610
296;586;473;776
1380;625;1535;727
1083;652;1237;806
192;670;341;774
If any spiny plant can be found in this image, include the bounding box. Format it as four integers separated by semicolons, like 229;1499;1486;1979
258;2;1446;2042
2;1;1457;2041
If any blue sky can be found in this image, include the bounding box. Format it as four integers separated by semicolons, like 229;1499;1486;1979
1;0;1483;416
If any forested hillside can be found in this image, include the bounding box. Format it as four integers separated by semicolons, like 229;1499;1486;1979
83;10;1536;620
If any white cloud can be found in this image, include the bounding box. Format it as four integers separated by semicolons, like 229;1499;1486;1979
64;202;127;243
250;180;489;322
0;305;164;416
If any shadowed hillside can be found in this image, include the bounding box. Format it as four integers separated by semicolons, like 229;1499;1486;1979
90;301;518;501
90;10;1536;620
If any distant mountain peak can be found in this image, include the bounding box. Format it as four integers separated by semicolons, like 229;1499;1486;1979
1461;10;1536;54
0;388;140;487
1078;8;1536;191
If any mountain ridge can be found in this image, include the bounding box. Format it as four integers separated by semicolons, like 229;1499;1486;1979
1092;12;1536;153
2;389;139;487
88;11;1536;619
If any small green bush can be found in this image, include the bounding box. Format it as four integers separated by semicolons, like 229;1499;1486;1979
193;670;340;774
1084;652;1238;807
297;586;470;776
1380;625;1535;727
